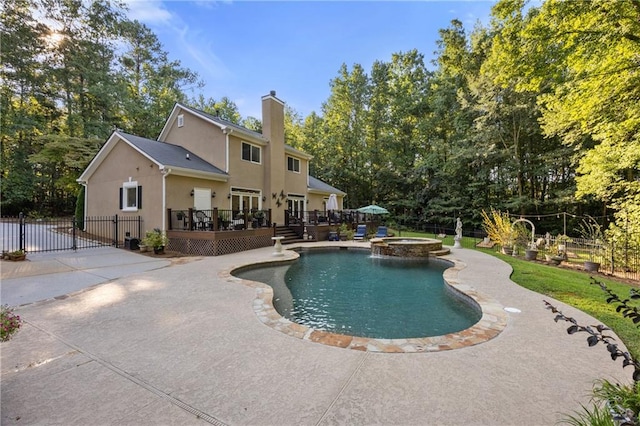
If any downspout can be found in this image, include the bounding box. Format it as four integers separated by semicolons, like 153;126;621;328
223;127;232;173
78;180;87;231
161;167;172;232
306;171;310;208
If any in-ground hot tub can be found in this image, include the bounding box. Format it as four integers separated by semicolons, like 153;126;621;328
370;237;450;258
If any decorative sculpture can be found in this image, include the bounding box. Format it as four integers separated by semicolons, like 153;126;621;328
454;217;463;249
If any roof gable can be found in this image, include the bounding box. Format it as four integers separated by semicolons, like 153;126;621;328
157;103;267;144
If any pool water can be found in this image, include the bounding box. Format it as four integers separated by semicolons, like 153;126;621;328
236;250;481;339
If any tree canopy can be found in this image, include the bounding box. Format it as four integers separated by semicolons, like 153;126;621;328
2;0;637;242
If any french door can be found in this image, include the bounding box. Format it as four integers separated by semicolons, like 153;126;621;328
287;196;305;220
231;188;261;214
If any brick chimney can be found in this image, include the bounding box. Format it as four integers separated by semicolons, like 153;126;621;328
261;91;286;225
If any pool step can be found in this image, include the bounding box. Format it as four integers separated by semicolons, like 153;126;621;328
430;249;451;256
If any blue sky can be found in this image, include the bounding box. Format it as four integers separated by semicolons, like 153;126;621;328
125;1;496;119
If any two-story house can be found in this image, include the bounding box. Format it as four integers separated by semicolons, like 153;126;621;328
77;91;346;255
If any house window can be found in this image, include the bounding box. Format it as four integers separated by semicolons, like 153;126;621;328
177;114;184;128
241;142;261;164
121;181;141;211
287;156;300;173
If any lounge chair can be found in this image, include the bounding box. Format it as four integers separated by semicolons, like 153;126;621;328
353;224;367;241
375;226;388;238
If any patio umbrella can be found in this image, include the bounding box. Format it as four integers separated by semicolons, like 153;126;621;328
326;193;339;210
357;204;389;215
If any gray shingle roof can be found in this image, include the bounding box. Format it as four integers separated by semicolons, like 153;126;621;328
120;132;227;176
308;176;346;195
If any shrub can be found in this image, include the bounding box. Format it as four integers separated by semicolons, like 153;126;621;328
338;223;354;240
1;305;22;342
481;208;514;247
577;216;605;261
142;228;168;248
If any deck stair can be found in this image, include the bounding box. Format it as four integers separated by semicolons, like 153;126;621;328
275;226;306;244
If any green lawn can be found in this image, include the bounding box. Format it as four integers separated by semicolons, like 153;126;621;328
484;249;640;359
389;229;640;359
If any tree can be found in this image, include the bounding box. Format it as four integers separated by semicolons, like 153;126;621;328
386;50;430;202
241;116;262;133
1;0;49;214
1;0;201;214
418;20;479;225
365;60;393;206
284;105;304;149
298;112;325;177
120;19;201;137
519;0;640;241
320;63;370;208
190;94;241;124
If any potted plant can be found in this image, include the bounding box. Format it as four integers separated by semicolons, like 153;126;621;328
7;249;26;261
481;208;514;254
246;212;257;228
337;224;347;241
525;240;541;261
546;253;564;266
0;305;22;342
545;239;566;265
555;234;572;257
142;228;168;254
577;216;604;272
337;223;354;241
254;210;265;227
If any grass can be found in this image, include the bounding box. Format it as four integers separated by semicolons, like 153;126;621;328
389;229;640;359
484;249;640;359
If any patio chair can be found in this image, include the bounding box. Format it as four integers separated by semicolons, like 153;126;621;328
194;210;212;230
353;224;367;241
375;226;388;238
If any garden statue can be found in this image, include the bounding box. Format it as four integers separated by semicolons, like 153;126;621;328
454;217;463;248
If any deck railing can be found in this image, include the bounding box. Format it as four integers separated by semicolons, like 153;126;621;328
167;208;272;231
285;210;369;226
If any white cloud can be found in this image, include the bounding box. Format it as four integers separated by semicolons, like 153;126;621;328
173;25;232;81
123;0;173;25
121;2;231;85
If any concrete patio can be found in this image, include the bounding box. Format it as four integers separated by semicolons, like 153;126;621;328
0;243;633;425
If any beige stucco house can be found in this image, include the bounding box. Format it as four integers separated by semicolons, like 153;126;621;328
77;91;345;253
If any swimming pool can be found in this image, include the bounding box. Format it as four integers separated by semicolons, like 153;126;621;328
235;249;481;339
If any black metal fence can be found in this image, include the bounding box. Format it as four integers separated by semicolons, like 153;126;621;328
392;223;639;281
1;213;143;254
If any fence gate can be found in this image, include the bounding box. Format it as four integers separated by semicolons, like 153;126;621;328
0;213;142;254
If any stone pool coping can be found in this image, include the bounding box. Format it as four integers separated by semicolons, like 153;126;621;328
219;243;508;353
